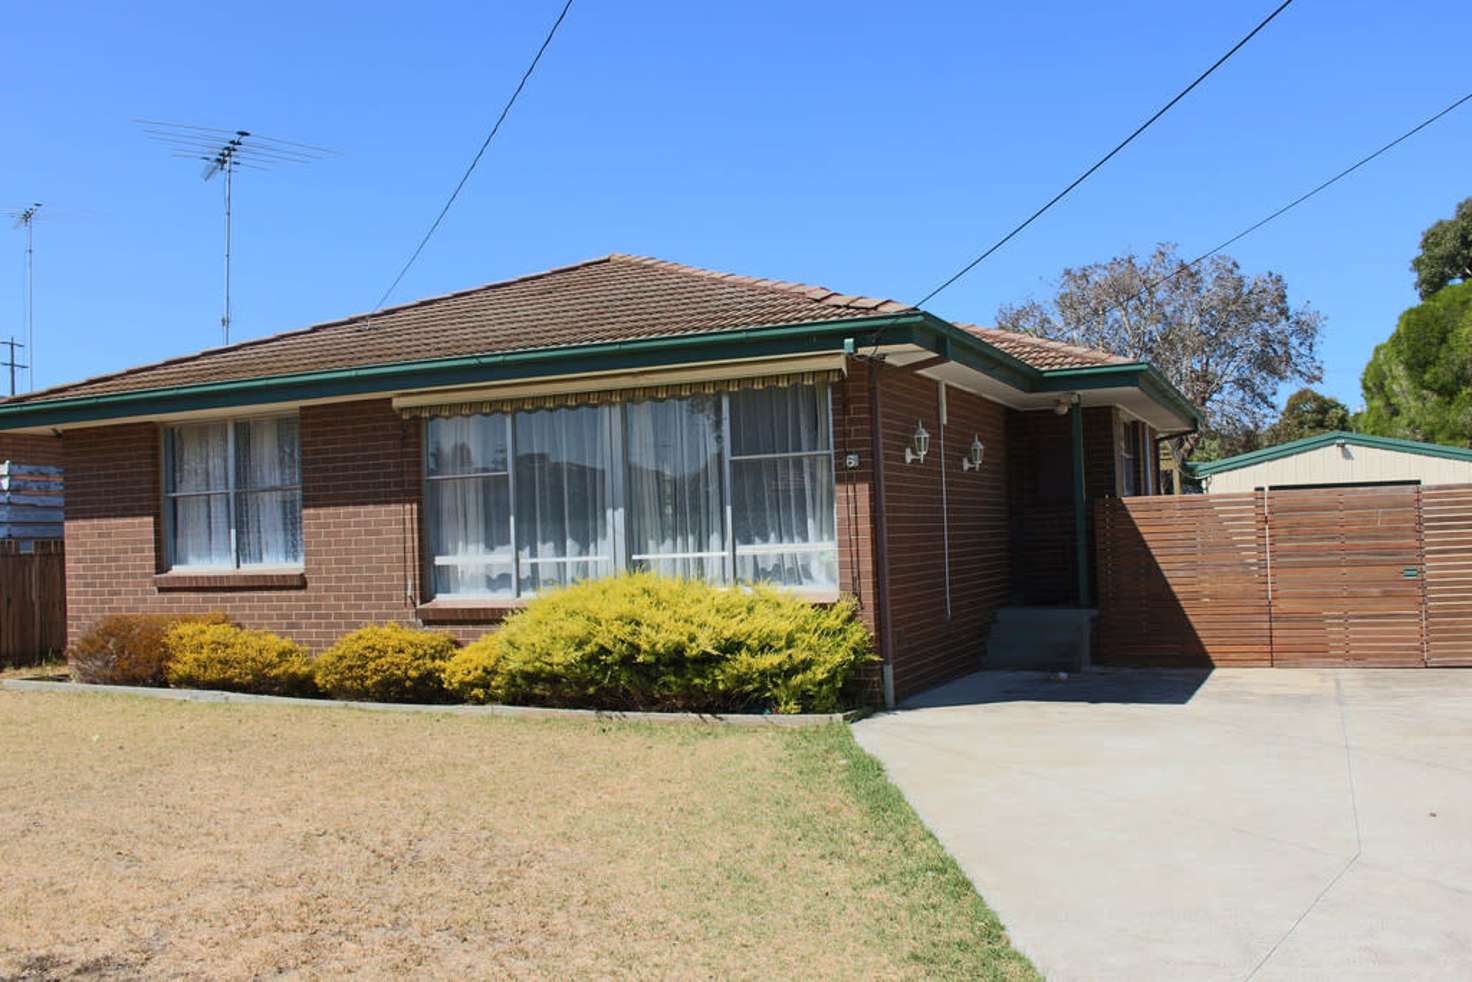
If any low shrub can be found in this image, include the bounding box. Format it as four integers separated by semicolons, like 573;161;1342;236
312;623;458;703
441;573;875;714
68;612;231;686
164;622;317;697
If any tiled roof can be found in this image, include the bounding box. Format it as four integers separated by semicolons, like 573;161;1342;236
4;254;1133;405
957;324;1134;370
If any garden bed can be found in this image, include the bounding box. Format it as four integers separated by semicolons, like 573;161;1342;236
0;677;864;726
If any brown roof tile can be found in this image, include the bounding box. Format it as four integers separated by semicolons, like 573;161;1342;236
5;254;1131;406
956;324;1135;370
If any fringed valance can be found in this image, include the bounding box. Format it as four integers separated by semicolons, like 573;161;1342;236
398;368;841;419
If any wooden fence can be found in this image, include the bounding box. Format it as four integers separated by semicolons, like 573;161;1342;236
0;540;66;666
1094;484;1472;668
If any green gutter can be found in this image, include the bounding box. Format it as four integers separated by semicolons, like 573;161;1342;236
0;314;927;430
1036;364;1202;430
1187;430;1472;478
0;310;1201;433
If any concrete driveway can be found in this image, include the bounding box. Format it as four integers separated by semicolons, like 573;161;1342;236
854;669;1472;981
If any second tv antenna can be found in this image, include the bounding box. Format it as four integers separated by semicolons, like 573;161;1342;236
138;120;337;345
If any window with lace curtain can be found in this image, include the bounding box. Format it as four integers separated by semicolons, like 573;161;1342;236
423;383;837;599
162;415;303;569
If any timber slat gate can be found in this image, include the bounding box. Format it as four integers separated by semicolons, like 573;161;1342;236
1094;484;1472;668
0;540;65;666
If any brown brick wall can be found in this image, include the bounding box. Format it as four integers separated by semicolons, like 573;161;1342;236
62;400;429;651
871;363;1010;700
59;373;1012;704
0;432;63;468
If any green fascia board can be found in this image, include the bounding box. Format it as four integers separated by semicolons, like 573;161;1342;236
0;307;1199;432
907;314;1039;392
1187;430;1472;478
0;314;926;430
1035;363;1202;429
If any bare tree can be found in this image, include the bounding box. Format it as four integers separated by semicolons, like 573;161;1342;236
996;244;1324;456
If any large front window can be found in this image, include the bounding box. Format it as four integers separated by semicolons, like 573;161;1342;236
163;415;303;569
425;384;837;598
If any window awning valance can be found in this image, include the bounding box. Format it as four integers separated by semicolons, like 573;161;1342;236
393;354;845;419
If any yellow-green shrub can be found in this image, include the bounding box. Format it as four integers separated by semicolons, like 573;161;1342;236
68;612;232;687
312;623;458;703
441;573;874;714
164;622;316;697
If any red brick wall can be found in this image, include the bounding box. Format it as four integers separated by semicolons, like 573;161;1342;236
871;363;1010;700
59;375;1012;703
63;400;426;650
0;432;63;468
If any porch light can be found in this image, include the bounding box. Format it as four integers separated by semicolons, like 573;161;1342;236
904;420;930;464
962;435;985;472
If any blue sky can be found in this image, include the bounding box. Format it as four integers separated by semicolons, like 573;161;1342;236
3;1;1468;410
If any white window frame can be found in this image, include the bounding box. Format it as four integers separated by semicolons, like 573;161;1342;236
161;413;303;571
423;384;838;600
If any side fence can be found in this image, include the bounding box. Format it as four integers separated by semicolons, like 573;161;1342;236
1094;484;1472;668
1;460;66;666
0;540;66;666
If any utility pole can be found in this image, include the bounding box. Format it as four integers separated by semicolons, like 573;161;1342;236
12;203;40;390
1;337;27;397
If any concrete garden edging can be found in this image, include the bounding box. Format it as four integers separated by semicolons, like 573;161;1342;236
0;678;865;727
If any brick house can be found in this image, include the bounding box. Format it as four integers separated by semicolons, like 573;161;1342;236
0;255;1197;703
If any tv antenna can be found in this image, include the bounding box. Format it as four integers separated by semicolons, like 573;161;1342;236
9;204;40;391
138;120;337;345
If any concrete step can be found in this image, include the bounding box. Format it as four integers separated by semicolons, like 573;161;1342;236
985;607;1096;672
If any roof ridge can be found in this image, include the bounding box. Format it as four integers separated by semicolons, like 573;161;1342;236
607;253;912;315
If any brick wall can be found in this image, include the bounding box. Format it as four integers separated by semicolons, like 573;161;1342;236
59;375;1012;703
831;363;880;635
871;363;1010;700
63;400;425;650
0;432;63;468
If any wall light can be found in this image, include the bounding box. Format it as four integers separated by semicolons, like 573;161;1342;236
962;435;985;472
904;420;930;464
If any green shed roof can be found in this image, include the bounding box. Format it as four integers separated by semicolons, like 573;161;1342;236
1187;431;1472;478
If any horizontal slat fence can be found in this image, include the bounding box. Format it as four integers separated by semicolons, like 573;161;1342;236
1095;484;1472;668
0;539;66;666
1423;485;1472;667
1265;486;1424;667
1095;493;1270;666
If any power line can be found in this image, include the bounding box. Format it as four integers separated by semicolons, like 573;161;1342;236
1081;89;1472;328
374;0;575;311
914;0;1296;308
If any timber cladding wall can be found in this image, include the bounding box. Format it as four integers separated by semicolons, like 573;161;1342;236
1094;485;1472;668
873;363;1009;698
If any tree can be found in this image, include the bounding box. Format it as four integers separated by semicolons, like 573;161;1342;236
1411;197;1472;300
1262;388;1352;446
996;244;1325;456
1189;428;1263;464
1359;280;1472;446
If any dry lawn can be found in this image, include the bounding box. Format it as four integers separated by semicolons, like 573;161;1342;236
0;690;1036;981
